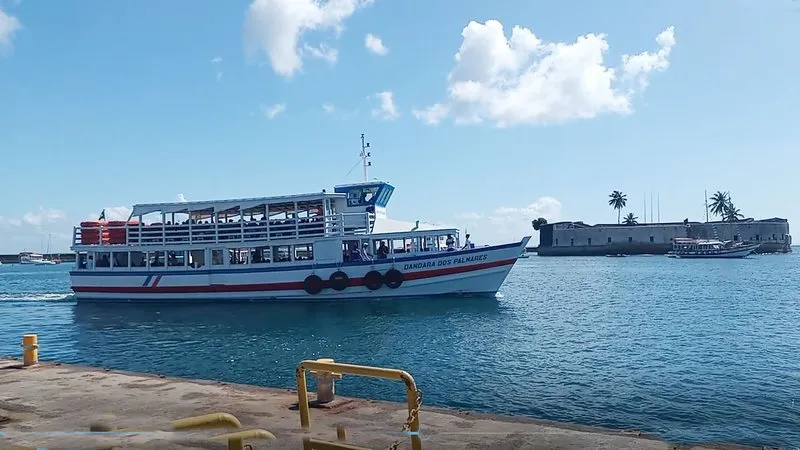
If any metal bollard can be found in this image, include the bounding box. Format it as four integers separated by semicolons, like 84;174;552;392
309;358;343;404
21;334;39;366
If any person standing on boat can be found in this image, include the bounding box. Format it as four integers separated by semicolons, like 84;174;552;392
462;233;472;250
446;234;456;251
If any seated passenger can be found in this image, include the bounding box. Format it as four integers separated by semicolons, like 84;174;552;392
377;242;389;259
361;242;373;261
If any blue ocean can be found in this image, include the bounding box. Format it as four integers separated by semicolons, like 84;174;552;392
1;253;798;448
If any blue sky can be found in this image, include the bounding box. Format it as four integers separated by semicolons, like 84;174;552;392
1;0;798;253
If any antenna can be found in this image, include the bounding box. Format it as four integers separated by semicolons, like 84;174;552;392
650;192;653;225
657;193;661;223
704;189;709;223
360;133;372;182
643;193;647;224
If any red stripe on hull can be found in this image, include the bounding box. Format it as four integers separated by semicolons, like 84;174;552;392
72;258;516;294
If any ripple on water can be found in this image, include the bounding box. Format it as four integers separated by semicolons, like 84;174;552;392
0;255;799;448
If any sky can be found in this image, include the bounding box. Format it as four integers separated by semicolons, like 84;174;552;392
1;0;799;253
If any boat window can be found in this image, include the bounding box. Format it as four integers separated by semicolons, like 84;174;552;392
211;249;224;266
77;252;88;270
130;251;146;267
391;239;407;254
649;236;654;243
95;252;111;268
149;251;165;268
295;244;313;261
189;250;205;268
273;245;292;262
112;252;129;268
167;251;186;267
251;246;270;264
230;248;249;265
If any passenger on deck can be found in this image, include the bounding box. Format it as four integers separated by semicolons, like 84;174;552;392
446;234;455;251
361;242;373;261
377;242;389;259
461;233;472;250
349;245;363;262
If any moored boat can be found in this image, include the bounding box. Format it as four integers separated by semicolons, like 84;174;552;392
68;142;530;302
19;252;57;265
669;238;760;259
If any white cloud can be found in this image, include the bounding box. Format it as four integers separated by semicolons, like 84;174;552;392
243;0;373;77
0;7;21;53
260;103;286;119
365;33;388;55
210;56;223;81
412;103;449;126
177;194;188;203
413;20;676;127
22;207;67;226
322;103;336;113
303;42;338;64
454;197;562;245
371;91;399;120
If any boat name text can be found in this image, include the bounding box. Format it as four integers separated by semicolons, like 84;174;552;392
403;254;488;271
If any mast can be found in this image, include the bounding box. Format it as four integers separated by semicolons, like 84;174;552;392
657;193;660;223
650;192;653;224
643;193;647;224
360;133;372;182
704;189;709;223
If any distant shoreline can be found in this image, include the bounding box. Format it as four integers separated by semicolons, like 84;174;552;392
0;253;76;264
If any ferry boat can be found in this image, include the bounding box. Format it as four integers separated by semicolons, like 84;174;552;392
19;252;57;265
668;238;760;259
68;156;530;302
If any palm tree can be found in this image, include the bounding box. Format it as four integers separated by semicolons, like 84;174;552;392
723;202;744;222
708;191;729;219
622;213;638;225
531;217;548;231
608;190;627;224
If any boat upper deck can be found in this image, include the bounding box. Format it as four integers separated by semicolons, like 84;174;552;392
70;181;418;249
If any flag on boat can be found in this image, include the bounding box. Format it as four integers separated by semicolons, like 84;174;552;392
98;209;106;221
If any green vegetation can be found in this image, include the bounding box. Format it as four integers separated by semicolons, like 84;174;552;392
532;217;548;231
608;190;627;224
708;190;745;222
623;213;638;225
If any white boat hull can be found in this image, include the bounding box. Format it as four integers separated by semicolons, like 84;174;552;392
673;243;760;259
70;239;529;302
19;259;57;265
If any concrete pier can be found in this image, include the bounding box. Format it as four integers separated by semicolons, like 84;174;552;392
0;359;757;450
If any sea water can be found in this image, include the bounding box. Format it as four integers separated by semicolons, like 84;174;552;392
1;253;798;448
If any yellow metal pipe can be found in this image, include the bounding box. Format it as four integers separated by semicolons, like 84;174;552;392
21;334;38;366
171;412;242;431
295;360;422;450
211;429;276;450
296;366;311;429
302;437;373;450
300;360;413;382
336;425;347;441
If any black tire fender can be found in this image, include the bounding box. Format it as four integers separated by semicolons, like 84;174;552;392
328;270;350;291
363;270;383;291
304;274;324;295
384;269;404;289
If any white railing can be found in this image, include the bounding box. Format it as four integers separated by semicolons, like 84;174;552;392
72;212;374;247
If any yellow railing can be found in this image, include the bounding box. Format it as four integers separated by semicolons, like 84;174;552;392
90;412;275;450
296;359;422;450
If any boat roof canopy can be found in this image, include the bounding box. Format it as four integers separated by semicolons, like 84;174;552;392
131;191;345;217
